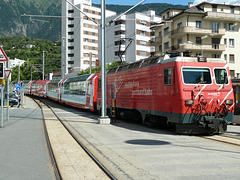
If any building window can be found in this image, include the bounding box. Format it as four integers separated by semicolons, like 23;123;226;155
164;27;169;36
212;22;219;33
224;54;227;61
229;39;234;47
212;54;220;58
159;45;162;52
68;61;74;64
229;23;234;31
140;30;147;36
196;37;202;45
167;12;170;19
140;40;147;46
164;42;169;51
140;20;147;26
212;4;217;12
229;54;235;63
178;38;182;47
164;68;172;85
230;70;235;78
92;39;96;43
68;46;74;50
224;38;227;46
177;22;182;29
196;21;202;28
230;6;234;14
224;23;227;30
159;31;162;37
68;53;74;57
139;51;147;56
162;16;165;20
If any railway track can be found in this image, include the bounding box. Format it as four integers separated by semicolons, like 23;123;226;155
200;133;240;147
33;98;116;180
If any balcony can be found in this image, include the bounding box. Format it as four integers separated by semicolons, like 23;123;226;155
149;36;162;46
114;24;126;31
169;26;225;39
204;11;240;22
114;34;126;40
178;43;225;52
114;45;125;51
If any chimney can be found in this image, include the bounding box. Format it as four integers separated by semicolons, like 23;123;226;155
188;2;194;8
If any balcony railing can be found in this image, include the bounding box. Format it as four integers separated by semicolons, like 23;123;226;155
149;36;162;46
178;43;225;52
169;26;225;38
204;11;240;22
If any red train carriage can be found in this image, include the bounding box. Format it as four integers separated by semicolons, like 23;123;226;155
59;74;99;111
30;80;50;97
99;55;234;134
47;80;60;102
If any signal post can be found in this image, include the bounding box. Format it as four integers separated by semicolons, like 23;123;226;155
0;46;10;128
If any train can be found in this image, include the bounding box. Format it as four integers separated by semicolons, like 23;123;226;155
19;54;234;134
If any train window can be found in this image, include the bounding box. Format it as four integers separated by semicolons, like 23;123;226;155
164;68;173;85
214;69;228;85
182;68;212;84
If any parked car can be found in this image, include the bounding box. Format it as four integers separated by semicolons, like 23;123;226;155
0;93;18;107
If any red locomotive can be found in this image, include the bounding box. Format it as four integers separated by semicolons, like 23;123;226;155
25;54;234;134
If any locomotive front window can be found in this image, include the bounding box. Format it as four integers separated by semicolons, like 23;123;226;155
182;68;212;84
214;69;228;85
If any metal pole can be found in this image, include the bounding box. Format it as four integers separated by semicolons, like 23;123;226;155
43;51;45;80
18;61;20;82
98;0;110;124
90;52;92;74
1;85;3;127
101;0;107;118
6;60;9;121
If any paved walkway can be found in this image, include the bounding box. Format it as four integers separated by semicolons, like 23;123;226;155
0;97;55;180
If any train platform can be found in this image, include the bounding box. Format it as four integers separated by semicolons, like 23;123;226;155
0;97;55;180
1;97;240;180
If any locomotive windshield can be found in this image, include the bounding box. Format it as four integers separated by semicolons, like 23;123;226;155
182;68;212;84
214;68;228;85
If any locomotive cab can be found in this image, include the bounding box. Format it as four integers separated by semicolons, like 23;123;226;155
177;57;234;134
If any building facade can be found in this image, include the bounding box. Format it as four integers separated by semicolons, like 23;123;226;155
101;10;161;64
152;2;240;78
61;0;116;77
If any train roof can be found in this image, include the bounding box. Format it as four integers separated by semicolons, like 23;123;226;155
107;54;227;74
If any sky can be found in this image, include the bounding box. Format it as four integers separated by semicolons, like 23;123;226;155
91;0;240;6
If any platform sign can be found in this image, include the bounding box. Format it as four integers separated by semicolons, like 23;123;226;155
0;47;8;61
16;83;21;90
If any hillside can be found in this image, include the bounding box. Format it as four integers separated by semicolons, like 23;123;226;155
0;1;187;41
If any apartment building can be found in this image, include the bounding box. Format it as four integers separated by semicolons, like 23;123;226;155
152;2;240;78
101;10;161;64
61;0;116;77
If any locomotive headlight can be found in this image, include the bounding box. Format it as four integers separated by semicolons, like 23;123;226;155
225;99;233;105
185;99;194;105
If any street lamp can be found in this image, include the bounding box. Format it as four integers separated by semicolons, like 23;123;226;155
188;41;203;57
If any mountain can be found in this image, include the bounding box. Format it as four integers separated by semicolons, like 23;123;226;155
0;0;187;41
0;0;61;41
